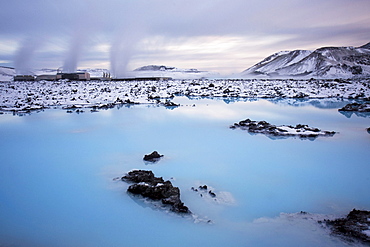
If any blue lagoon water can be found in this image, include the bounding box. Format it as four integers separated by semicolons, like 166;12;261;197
0;97;369;246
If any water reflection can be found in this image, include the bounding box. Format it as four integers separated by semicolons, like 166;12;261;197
339;110;370;118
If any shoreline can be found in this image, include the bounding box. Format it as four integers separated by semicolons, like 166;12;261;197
1;78;369;114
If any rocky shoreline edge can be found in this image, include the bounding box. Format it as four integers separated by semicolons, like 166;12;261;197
1;78;369;114
321;209;370;244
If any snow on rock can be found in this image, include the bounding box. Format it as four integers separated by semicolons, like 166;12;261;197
230;118;336;140
0;78;369;114
338;102;370;112
323;209;370;244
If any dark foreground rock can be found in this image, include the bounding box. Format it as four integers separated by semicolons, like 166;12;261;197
143;151;163;162
230;118;336;139
323;209;370;244
163;100;180;108
338;103;370;112
122;170;190;214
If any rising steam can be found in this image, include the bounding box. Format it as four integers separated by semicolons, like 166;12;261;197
14;37;42;75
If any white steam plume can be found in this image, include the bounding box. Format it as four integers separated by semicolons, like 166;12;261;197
14;37;42;75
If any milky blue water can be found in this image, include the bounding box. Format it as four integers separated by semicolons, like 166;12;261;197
0;97;369;247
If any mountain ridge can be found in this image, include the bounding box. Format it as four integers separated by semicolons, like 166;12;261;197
241;42;370;78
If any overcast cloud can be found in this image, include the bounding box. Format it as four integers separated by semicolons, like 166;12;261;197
1;0;369;75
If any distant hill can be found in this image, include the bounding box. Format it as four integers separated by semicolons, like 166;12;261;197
134;65;202;73
0;66;15;81
241;42;370;78
130;65;219;79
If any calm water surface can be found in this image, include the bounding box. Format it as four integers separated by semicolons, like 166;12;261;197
0;97;369;247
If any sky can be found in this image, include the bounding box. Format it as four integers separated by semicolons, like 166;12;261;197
0;0;369;76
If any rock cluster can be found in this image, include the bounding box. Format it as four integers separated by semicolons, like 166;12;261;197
323;209;370;244
230;118;336;139
143;151;163;162
1;78;370;114
338;102;370;112
191;185;217;198
122;170;190;214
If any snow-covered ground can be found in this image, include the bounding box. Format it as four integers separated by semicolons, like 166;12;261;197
0;66;15;81
0;78;369;113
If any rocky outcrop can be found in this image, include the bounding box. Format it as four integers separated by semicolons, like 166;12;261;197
338;103;370;112
163;100;180;108
143;151;163;162
230;118;336;139
191;185;217;198
323;209;370;244
122;170;190;214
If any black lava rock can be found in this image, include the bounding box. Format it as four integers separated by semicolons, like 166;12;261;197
199;185;208;190
324;209;370;244
122;170;190;214
163;100;180;107
230;118;336;139
208;190;216;198
143;151;164;162
339;103;370;112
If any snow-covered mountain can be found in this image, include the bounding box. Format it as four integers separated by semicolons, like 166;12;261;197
128;65;220;79
241;42;370;78
0;66;15;81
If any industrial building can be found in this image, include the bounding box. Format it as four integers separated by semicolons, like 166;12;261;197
36;75;58;81
57;72;90;81
13;75;35;81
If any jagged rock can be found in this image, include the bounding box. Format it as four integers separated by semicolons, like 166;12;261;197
323;209;370;244
163;100;180;107
199;185;208;190
122;170;190;214
295;92;309;98
338;103;370;112
208;190;216;198
230;118;336;139
143;151;163;162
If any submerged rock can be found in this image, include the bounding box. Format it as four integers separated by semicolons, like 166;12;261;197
122;170;190;214
323;209;370;244
143;151;164;162
230;118;336;139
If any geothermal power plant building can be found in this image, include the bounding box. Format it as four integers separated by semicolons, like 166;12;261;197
14;72;91;81
57;72;90;81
